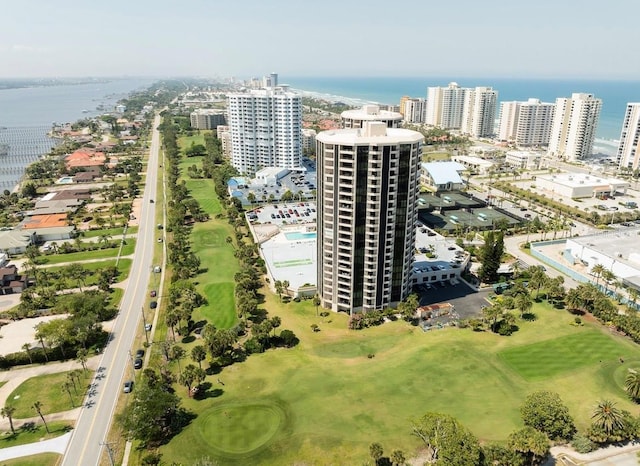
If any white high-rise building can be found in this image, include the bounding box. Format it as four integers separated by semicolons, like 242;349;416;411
227;86;302;175
316;122;423;314
498;98;555;146
461;87;498;137
497;101;521;142
617;103;640;171
403;98;426;123
516;99;555;147
548;93;602;162
426;82;466;129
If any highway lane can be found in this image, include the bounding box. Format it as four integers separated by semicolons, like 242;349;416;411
61;114;161;466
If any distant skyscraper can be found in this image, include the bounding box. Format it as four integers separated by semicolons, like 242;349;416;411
461;87;498;137
426;82;466;129
548;93;601;161
227;86;302;175
617;103;640;170
498;98;555;146
316;122;423;314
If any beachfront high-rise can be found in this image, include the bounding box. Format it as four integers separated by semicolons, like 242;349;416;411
461;87;498;137
426;82;466;129
425;83;497;136
402;98;427;124
316;122;423;314
616;103;640;171
497;98;555;146
548;93;601;162
227;84;302;175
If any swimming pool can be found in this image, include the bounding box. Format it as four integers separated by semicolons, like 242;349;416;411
56;176;74;184
284;231;317;241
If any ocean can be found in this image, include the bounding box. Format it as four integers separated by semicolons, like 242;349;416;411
286;76;640;153
0;77;156;190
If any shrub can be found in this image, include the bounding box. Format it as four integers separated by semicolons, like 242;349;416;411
571;432;596;453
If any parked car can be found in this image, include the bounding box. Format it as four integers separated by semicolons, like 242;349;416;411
135;349;145;359
150;301;157;309
133;358;143;369
145;323;152;332
123;380;134;393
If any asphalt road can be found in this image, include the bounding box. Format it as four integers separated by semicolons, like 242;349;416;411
61;114;161;466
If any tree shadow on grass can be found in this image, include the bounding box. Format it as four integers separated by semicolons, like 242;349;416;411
522;312;537;321
181;335;195;344
194;382;224;400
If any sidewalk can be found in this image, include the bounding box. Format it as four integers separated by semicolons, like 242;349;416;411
0;431;71;461
550;442;640;465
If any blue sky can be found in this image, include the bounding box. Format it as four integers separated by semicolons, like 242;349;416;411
2;0;639;79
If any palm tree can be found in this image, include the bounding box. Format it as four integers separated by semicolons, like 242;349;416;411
601;269;616;295
1;406;16;434
274;280;284;302
61;382;74;407
591;264;605;287
528;266;547;300
628;288;639;312
369;443;384;465
76;348;88;372
625;369;640;401
313;294;321;317
33;401;49;433
591;400;625;434
22;343;32;364
515;292;533;318
390;449;406;466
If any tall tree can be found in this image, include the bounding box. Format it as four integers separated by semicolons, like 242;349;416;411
625;369;640;401
591;400;625;434
1;406;16;434
369;442;384;465
411;412;482;465
508;426;549;466
191;345;207;370
33;401;49;433
520;391;576;440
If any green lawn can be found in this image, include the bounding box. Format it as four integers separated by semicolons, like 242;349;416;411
178;133;209;150
39;239;136;265
82;226;136;238
498;331;629;380
47;258;132;285
175;144;236;328
160;297;640;465
0;452;61;466
0;422;71;448
7;370;94;418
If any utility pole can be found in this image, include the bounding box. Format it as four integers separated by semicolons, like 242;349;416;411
100;441;116;466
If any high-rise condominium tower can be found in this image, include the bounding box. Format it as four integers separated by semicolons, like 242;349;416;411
548;93;601;161
227;85;302;175
316;122;423;314
617;103;640;171
426;82;466;129
461;87;498;137
498;98;555;146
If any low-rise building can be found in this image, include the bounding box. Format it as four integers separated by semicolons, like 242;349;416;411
535;172;629;199
505;150;542;170
451;155;495;175
420;161;467;192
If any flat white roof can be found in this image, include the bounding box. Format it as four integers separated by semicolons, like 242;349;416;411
317;126;423;145
537;172;629;188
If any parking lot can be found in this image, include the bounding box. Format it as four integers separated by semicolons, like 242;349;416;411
416;282;491;320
